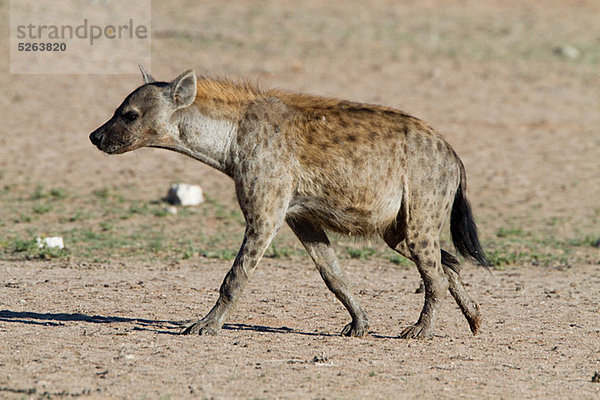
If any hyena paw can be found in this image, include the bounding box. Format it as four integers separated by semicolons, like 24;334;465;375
181;318;220;336
399;323;433;339
341;319;369;337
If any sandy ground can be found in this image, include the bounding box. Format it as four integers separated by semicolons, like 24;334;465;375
1;260;599;399
1;0;599;398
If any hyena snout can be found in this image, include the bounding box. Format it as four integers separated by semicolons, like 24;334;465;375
89;125;105;148
89;120;141;154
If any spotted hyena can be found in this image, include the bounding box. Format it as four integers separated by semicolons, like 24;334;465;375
89;67;490;339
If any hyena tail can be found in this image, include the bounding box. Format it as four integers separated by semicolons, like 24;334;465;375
449;160;491;269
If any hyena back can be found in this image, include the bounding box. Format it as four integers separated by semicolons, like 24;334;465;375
89;68;489;339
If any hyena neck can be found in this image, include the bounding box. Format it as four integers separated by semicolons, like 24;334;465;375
168;78;263;176
170;105;239;175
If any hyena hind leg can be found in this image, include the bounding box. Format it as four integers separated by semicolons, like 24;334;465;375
383;234;480;337
441;249;481;335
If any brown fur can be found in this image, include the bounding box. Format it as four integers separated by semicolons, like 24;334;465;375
89;69;488;339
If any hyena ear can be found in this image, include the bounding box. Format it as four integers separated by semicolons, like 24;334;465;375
170;69;197;109
138;64;156;84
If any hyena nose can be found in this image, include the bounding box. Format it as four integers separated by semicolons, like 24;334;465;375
89;128;104;147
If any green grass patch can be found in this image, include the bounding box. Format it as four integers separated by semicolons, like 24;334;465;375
1;237;70;260
345;246;376;260
388;253;412;267
1;183;599;268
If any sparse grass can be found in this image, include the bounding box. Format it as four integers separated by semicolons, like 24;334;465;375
345;246;376;260
482;222;600;268
92;187;111;200
204;194;245;225
32;203;53;215
49;188;67;200
1;183;598;268
29;185;68;201
30;185;46;200
199;248;238;260
388;253;412;267
17;213;32;223
265;243;302;259
567;234;600;248
496;227;526;238
1;238;70;260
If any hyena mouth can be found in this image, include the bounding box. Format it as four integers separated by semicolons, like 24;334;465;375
101;142;137;155
89;129;141;154
103;138;148;155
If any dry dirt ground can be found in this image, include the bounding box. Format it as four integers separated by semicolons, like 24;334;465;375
1;0;600;398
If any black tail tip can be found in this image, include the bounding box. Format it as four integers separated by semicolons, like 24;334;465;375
450;186;491;270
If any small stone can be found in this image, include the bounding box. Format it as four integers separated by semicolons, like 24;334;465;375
166;183;204;206
164;206;178;215
553;45;580;60
592;371;600;383
36;237;65;249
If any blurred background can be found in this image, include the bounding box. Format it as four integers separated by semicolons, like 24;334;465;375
1;0;599;266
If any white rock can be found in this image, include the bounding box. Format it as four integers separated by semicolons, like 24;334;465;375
164;205;178;215
36;236;65;249
554;45;580;59
166;183;204;206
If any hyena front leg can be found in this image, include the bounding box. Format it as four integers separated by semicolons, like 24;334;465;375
287;217;369;337
182;223;281;335
183;183;289;335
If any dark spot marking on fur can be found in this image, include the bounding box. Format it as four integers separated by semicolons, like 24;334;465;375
298;153;309;164
436;141;443;152
419;240;429;249
333;137;342;145
369;132;378;141
346;134;357;142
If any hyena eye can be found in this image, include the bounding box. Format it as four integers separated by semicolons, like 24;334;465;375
122;111;139;123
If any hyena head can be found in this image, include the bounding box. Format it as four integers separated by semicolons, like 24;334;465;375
89;67;197;154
